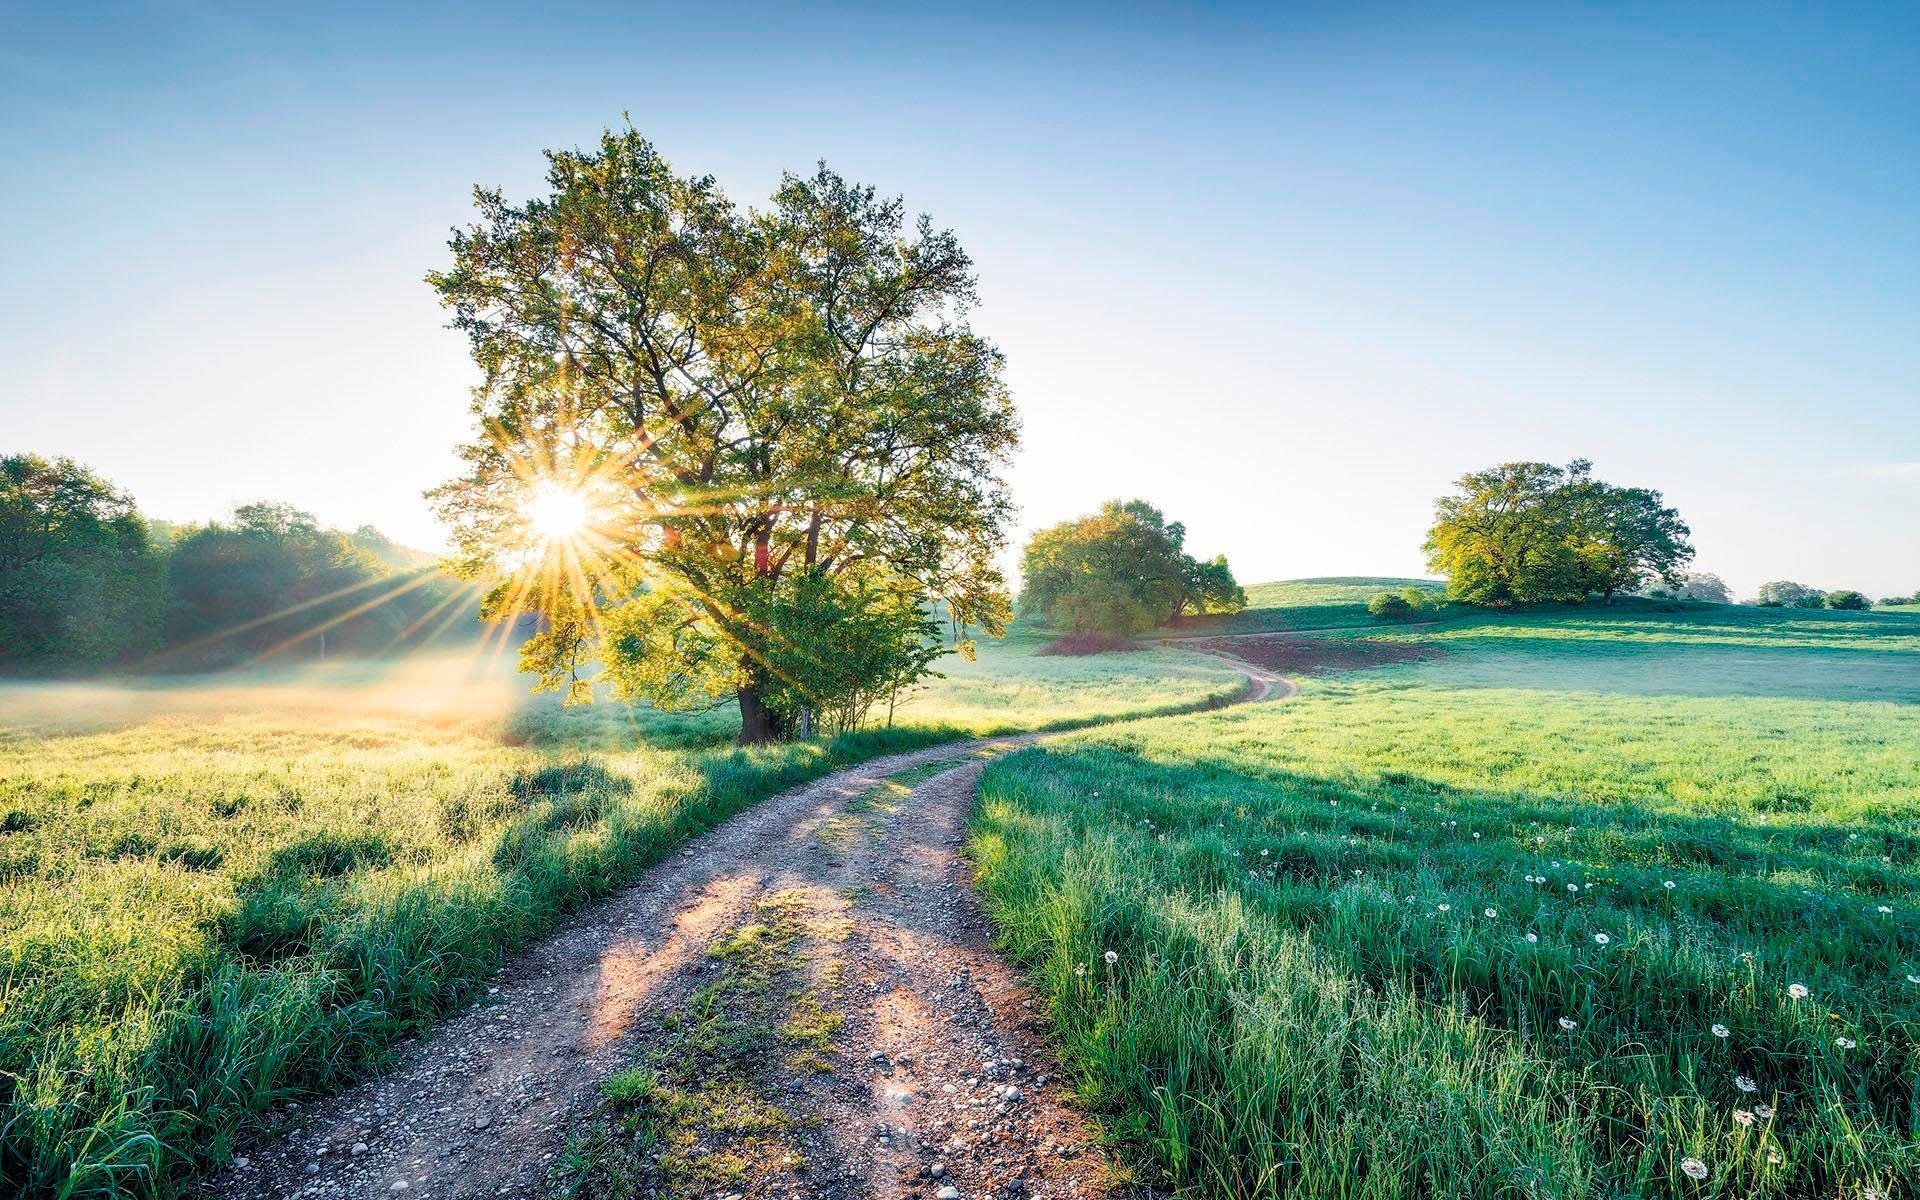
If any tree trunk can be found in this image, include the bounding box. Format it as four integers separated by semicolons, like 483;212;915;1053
738;686;788;744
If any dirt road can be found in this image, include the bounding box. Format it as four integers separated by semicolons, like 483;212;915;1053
212;656;1290;1200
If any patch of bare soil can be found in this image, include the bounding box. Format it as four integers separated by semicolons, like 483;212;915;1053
1187;634;1439;675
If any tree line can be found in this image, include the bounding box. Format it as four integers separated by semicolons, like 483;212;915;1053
0;454;466;674
430;127;1018;743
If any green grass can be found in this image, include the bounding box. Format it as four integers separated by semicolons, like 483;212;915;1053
0;633;1244;1198
894;625;1248;729
1170;576;1451;636
971;604;1920;1198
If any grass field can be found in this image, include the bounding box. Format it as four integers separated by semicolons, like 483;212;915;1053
971;603;1920;1198
0;635;1245;1198
1169;576;1451;636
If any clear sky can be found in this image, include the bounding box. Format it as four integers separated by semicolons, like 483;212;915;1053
4;2;1916;598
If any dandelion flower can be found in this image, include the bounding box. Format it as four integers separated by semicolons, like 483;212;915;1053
1753;1103;1773;1119
1074;963;1086;977
1593;933;1611;945
1734;1075;1757;1093
1681;1157;1708;1180
1664;880;1676;890
1787;983;1809;999
1765;1149;1782;1165
1567;883;1580;893
1104;950;1118;965
1877;905;1892;914
1733;1109;1756;1127
1907;974;1920;984
1472;832;1481;840
1485;908;1497;918
1558;1016;1577;1030
1711;1023;1730;1038
1836;1036;1856;1050
1436;903;1451;912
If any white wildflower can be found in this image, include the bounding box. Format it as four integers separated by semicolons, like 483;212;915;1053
1711;1023;1730;1038
1787;983;1809;999
1681;1157;1708;1180
1557;1016;1577;1030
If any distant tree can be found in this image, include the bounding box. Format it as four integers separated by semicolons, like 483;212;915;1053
1678;572;1732;604
1020;499;1244;637
1881;592;1920;607
1425;459;1692;606
1423;461;1574;605
1368;591;1416;620
1177;553;1248;624
429;127;1015;742
1753;580;1822;608
1399;586;1430;612
1825;589;1869;611
0;454;164;670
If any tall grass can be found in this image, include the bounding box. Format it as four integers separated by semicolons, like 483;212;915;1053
971;608;1920;1197
0;638;1244;1197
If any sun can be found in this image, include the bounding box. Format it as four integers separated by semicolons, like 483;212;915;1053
524;484;592;542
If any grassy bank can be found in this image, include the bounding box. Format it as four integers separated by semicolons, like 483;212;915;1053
1167;577;1452;636
971;606;1920;1198
0;638;1244;1198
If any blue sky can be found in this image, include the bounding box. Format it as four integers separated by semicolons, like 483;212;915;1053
3;1;1916;597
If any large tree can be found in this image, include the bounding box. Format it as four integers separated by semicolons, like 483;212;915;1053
1425;459;1692;605
1019;499;1245;636
428;128;1017;742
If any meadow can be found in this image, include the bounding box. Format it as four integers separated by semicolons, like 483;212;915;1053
1169;576;1451;636
971;602;1920;1198
0;636;1245;1197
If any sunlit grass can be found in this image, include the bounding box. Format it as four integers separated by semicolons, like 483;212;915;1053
971;606;1920;1198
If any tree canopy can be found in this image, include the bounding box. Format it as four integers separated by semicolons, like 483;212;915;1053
428;127;1017;741
0;454;163;669
1753;580;1825;608
1019;499;1246;637
1424;459;1692;605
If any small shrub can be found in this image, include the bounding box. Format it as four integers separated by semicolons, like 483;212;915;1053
1825;590;1868;611
1367;591;1415;621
